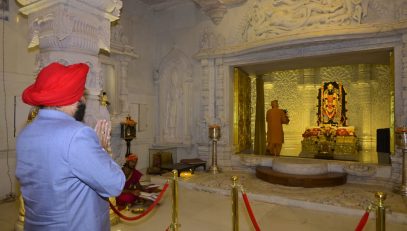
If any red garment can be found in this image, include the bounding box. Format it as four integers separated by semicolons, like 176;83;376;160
22;62;89;106
116;169;143;206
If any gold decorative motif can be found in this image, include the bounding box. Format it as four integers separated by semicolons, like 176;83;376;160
99;91;110;107
233;68;251;153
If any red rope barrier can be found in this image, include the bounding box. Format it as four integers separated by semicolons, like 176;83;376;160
242;191;261;231
355;211;369;231
109;182;169;221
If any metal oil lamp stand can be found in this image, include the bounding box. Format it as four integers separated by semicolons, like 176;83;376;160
120;115;137;157
208;125;221;174
395;130;407;196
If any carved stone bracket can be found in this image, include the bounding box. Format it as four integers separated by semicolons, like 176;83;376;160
193;0;247;25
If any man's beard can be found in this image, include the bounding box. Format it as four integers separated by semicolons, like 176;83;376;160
74;101;86;122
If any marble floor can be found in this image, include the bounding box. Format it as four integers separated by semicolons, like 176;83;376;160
1;170;407;231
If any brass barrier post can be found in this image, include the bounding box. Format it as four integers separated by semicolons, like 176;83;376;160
170;170;180;231
375;192;387;231
231;176;239;231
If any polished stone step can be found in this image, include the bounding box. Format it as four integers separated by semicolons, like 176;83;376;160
256;166;347;188
272;157;328;175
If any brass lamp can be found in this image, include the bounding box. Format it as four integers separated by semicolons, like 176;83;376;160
208;124;221;174
120;115;137;157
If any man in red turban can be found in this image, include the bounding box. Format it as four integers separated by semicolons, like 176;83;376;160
16;62;125;231
22;62;89;121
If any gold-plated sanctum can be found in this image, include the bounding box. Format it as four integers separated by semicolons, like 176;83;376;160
170;170;180;231
375;192;387;231
208;125;221;174
231;176;239;231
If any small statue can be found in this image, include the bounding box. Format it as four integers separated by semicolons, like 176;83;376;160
100;91;110;106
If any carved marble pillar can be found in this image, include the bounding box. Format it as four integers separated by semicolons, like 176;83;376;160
116;58;130;115
393;33;407;191
207;58;216;125
108;45;138;162
401;34;407;124
214;58;225;124
110;24;138;116
214;58;230;167
198;59;211;161
153;70;161;144
18;0;122;128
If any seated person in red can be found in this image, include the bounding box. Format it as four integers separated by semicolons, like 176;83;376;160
116;154;143;209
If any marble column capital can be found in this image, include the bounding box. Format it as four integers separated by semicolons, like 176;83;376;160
18;0;122;52
18;0;122;20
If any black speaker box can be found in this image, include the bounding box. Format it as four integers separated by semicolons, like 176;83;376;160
376;128;390;153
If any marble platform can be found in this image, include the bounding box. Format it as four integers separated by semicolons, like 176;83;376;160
151;170;407;225
232;155;393;187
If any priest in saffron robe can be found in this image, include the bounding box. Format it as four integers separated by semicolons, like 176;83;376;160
266;100;288;156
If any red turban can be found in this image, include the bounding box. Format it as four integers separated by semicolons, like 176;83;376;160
22;62;89;106
126;154;138;161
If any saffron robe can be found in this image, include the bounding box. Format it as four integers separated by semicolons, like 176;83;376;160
266;108;286;145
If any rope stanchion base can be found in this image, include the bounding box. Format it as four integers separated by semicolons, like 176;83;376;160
109;182;169;221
